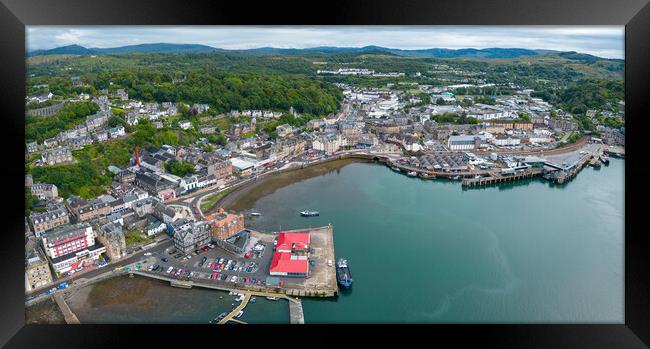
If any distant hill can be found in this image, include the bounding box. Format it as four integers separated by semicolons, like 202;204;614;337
27;43;619;61
28;43;220;56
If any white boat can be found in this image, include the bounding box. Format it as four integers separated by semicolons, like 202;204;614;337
407;171;417;177
250;212;262;216
300;210;319;217
236;310;244;318
266;296;279;301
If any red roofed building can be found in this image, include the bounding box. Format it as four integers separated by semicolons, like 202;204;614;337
275;232;310;254
269;252;309;277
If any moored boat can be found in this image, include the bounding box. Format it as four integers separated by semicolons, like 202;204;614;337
300;210;320;217
336;258;353;289
407;171;417;177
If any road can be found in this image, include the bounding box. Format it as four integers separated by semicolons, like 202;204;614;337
26;239;173;302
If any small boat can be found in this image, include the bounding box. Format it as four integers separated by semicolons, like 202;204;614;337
250;212;262;216
250;297;256;303
474;174;482;179
450;175;462;181
599;155;610;165
336;258;353;289
266;296;279;301
300;210;320;217
407;171;417;177
235;310;244;318
390;166;401;172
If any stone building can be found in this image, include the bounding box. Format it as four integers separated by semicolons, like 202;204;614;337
41;147;73;165
203;208;245;240
96;222;127;260
25;244;53;292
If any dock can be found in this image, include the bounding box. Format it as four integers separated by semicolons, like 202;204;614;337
53;293;80;324
462;168;543;187
218;292;252;324
289;299;305;324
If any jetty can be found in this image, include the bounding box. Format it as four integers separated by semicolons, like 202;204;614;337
53;293;80;324
289;298;305;324
462;168;543;187
218;293;252;324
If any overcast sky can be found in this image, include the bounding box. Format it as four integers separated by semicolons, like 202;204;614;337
27;26;624;59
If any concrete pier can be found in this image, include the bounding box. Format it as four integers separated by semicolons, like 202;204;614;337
289;299;305;324
462;168;543;187
53;293;80;324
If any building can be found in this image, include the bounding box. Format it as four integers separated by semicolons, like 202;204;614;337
204;208;245;240
67;196;112;222
276;124;293;138
230;157;257;177
30;206;70;238
312;133;343;154
447;134;488;151
30;183;58;200
269;231;311;277
96;222;126;260
25;245;53;291
491;137;521;147
171;219;212;253
41;147;73;165
41;222;106;274
179;120;192;130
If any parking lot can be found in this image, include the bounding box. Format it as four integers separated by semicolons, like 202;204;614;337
136;234;275;288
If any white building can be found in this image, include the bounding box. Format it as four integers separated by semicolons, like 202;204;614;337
447;134;488;151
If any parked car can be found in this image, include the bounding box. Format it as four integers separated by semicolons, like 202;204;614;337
144;252;152;256
161;257;168;263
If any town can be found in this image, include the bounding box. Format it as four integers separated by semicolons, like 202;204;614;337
24;49;625;324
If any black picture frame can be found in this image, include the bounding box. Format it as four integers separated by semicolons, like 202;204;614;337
1;0;648;347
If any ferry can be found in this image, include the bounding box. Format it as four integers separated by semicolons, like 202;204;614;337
250;212;262;216
336;258;353;289
300;210;320;217
407;171;418;177
266;296;279;301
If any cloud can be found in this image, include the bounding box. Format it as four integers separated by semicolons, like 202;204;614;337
26;26;624;59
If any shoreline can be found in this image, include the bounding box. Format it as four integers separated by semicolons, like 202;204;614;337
210;157;371;213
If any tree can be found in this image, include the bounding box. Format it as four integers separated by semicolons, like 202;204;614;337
165;159;195;177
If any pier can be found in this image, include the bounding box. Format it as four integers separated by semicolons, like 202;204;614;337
218;293;252;324
53;293;80;324
462;168;543;187
289;299;305;324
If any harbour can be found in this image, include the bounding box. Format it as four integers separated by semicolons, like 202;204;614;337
30;157;624;324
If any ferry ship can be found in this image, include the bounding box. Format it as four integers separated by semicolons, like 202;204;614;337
300;210;320;217
336;258;353;289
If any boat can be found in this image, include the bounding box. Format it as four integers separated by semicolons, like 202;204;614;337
599;155;610;165
300;210;320;217
235;310;244;318
250;212;262;216
336;258;353;289
266;296;279;301
390;166;401;172
407;171;417;177
450;175;462;181
418;173;434;179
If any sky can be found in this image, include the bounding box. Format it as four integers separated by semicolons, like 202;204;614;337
27;26;624;59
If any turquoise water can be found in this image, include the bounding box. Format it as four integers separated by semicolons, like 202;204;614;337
239;159;624;323
67;158;624;323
